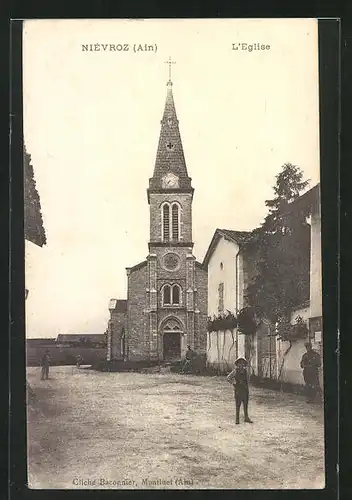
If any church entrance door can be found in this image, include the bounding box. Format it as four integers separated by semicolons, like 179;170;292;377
161;317;183;361
163;332;181;361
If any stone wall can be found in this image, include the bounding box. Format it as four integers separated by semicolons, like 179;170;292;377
127;264;148;360
195;265;208;354
108;310;127;360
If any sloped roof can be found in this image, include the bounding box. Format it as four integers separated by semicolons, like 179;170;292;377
288;183;320;213
195;260;206;270
202;228;252;267
24;146;47;247
218;229;252;243
126;260;147;273
109;299;127;312
148;81;192;192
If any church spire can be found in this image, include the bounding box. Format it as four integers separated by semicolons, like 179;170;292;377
148;63;193;195
165;56;175;84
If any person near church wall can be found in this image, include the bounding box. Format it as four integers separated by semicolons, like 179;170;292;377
181;345;196;373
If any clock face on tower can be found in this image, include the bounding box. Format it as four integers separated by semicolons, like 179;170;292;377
162;173;179;189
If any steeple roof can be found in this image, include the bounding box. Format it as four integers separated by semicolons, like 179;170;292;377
148;80;192;193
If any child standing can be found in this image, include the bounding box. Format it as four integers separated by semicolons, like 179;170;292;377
227;357;253;424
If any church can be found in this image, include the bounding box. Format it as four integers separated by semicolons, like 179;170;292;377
107;68;208;363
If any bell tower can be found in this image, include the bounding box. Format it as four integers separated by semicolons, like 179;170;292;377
147;63;194;245
145;60;198;361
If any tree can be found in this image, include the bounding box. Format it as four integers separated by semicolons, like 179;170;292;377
245;163;310;322
24;145;47;247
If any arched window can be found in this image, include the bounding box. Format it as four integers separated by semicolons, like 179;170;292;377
172;203;179;241
163;284;171;305
163;204;170;241
161;202;180;242
172;284;180;305
162;284;182;306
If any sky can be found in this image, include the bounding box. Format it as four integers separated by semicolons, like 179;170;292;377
23;19;320;338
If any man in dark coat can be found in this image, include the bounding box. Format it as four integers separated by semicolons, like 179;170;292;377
41;349;50;380
300;342;322;402
181;345;195;373
227;357;253;424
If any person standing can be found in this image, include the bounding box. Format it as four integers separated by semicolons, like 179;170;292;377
41;348;50;380
76;354;83;368
181;345;195;373
227;357;253;424
300;342;322;403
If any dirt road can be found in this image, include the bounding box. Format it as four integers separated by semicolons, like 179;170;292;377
27;366;324;489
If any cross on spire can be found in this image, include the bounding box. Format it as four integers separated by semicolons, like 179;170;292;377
165;56;176;82
148;61;193;195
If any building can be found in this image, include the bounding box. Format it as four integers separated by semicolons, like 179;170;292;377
107;299;127;360
26;335;107;367
202;228;255;371
56;334;107;348
203;183;322;385
275;183;323;385
251;184;322;386
292;183;322;337
26;338;56;348
107;74;208;362
26;338;56;367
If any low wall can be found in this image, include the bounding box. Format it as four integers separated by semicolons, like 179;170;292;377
206;329;246;372
276;338;323;389
26;346;107;367
276;339;306;385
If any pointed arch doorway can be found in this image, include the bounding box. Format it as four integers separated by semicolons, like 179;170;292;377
161;317;183;361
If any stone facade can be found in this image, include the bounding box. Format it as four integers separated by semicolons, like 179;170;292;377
108;78;208;362
126;263;149;360
107;299;127;361
149;193;193;244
